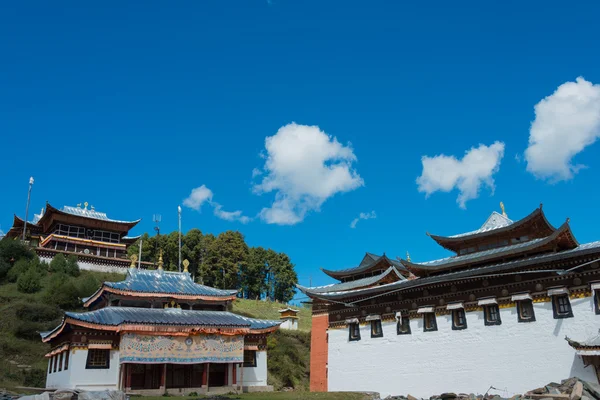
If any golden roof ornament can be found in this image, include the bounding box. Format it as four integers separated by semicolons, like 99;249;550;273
129;254;138;268
84;202;89;210
157;249;164;270
500;201;507;217
406;251;411;262
183;259;190;273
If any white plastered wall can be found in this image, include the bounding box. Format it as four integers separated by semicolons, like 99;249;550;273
46;349;120;390
237;351;268;386
280;318;298;330
328;297;600;398
39;255;127;274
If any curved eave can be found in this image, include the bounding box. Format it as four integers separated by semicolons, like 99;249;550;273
428;207;556;252
39;202;141;230
403;221;577;277
321;255;408;280
83;285;238;308
303;266;406;296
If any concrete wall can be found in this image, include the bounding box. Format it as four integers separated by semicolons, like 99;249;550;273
237;351;268;386
328;297;600;398
46;349;120;390
280;318;298;330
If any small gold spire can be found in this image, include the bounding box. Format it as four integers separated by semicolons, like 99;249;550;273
406;251;411;262
158;249;164;270
183;259;190;273
129;254;138;268
84;201;89;210
500;201;507;217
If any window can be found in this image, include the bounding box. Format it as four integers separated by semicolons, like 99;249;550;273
64;350;69;370
484;304;502;326
423;313;437;332
595;290;600;315
86;349;110;369
452;309;467;330
58;353;63;372
397;316;411;335
370;320;383;338
349;323;361;341
243;350;257;368
53;355;58;373
48;357;53;374
552;294;574;319
517;299;536;322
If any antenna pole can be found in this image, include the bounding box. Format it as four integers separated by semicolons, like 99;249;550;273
178;205;182;272
138;239;143;269
22;177;34;242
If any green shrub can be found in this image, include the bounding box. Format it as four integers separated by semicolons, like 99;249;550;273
17;268;42;293
15;302;62;323
45;273;80;309
7;259;30;283
77;274;101;298
0;239;34;263
65;254;80;277
0;258;10;280
23;368;46;387
49;253;67;274
13;320;46;340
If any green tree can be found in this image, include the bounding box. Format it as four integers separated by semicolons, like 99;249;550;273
198;233;216;285
7;259;30;282
17;268;42;293
242;247;269;299
182;228;205;276
0;238;34;263
270;252;297;303
202;231;248;290
45;273;80;310
127;233;154;263
49;253;67;274
65;254;80;277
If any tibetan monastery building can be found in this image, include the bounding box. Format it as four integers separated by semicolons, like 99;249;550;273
6;202;146;272
41;258;280;394
299;205;600;398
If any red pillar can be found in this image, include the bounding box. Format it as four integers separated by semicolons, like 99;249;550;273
202;363;208;386
224;364;229;386
310;313;329;392
125;364;132;391
232;364;237;385
160;364;167;393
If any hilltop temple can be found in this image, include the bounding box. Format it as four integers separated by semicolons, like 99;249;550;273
5;202;145;272
299;204;600;398
42;256;280;394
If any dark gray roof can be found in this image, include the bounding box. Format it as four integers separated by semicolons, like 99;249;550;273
299;240;600;301
449;211;514;238
100;269;238;298
322;253;407;278
299;266;406;294
41;307;280;339
61;205;139;224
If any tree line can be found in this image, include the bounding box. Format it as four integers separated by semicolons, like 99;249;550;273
127;229;298;303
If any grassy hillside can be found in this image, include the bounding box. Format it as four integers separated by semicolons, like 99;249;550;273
0;266;312;392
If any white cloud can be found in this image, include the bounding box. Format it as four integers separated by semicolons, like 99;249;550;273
350;211;376;229
213;204;252;224
253;122;364;225
251;168;263;178
525;77;600;181
416;141;505;209
182;185;213;211
183;184;251;223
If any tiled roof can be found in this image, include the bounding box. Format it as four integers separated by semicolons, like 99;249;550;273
41;307;281;339
61;205;139;224
300;266;406;294
321;253;407;279
106;269;238;297
299;240;600;300
449;211;514;238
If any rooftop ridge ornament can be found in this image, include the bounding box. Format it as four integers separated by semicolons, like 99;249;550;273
406;251;411;262
500;201;507;217
158;249;164;270
183;259;190;273
129;254;138;269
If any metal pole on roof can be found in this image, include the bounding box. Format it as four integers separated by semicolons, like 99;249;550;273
138;239;143;269
22;176;34;242
178;205;182;272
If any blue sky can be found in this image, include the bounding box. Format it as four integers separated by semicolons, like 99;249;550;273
1;1;600;293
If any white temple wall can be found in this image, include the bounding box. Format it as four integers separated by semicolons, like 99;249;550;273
46;354;71;389
48;349;120;390
280;318;298;330
328;297;600;398
238;351;268;386
38;255;127;274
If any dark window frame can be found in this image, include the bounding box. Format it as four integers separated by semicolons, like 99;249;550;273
595;290;600;315
64;350;69;371
423;312;438;332
451;309;468;330
58;352;63;372
85;349;110;369
517;299;536;323
348;322;361;341
397;316;411;335
484;304;502;326
243;350;257;368
552;294;574;319
370;320;383;338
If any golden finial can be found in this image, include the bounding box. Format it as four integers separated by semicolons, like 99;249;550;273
129;254;138;268
406;251;411;262
183;259;190;273
84;201;89;210
500;201;507;217
158;249;164;270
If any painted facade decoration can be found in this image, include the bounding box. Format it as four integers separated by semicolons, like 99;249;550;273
41;261;280;394
299;204;600;398
5;202;148;272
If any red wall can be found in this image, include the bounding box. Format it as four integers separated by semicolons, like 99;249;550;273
310;313;329;392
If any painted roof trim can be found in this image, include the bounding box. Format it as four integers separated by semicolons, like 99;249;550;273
401;222;577;276
427;206;556;252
